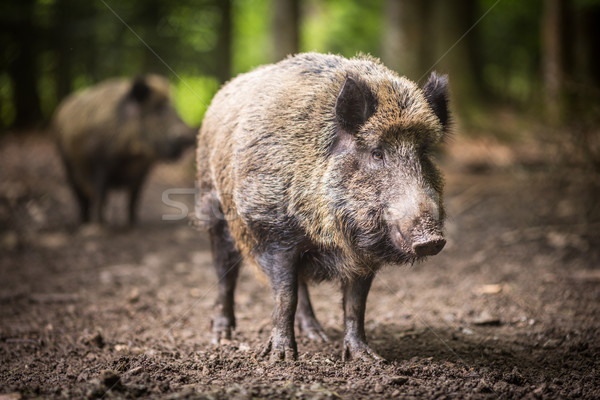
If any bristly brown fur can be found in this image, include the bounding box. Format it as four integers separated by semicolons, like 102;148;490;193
196;52;449;280
197;52;451;361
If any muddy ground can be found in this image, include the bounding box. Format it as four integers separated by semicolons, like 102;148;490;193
1;134;599;399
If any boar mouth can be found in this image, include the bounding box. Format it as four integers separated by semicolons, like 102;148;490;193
389;225;446;259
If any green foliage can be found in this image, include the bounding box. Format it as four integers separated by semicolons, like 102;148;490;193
0;74;15;127
302;0;384;57
232;0;272;73
479;0;543;105
173;75;220;128
0;0;598;132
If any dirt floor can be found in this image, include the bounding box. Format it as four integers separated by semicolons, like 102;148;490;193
1;133;599;399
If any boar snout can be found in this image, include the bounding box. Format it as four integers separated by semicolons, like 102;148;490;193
387;188;445;258
412;235;446;257
389;220;445;258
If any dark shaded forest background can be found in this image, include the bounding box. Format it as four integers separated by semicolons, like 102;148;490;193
1;0;600;169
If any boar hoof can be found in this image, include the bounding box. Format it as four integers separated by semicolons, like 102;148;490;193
342;340;385;363
296;315;329;343
211;315;234;345
261;330;298;362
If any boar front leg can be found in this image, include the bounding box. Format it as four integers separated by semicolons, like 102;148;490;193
260;249;298;362
342;273;384;362
127;171;148;225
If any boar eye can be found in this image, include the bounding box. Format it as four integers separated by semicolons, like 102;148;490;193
371;149;384;161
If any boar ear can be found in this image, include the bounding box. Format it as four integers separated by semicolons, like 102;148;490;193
335;76;375;132
129;77;151;103
422;72;450;130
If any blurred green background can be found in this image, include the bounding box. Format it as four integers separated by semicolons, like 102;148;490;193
1;0;599;165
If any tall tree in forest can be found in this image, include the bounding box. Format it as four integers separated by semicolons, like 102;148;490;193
542;0;564;122
272;0;300;61
215;0;232;83
382;0;435;79
54;0;75;101
5;0;42;128
432;0;486;112
381;0;410;75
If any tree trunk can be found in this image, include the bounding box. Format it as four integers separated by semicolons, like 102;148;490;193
8;0;42;129
382;0;438;80
272;0;300;62
381;0;411;76
54;0;72;101
215;0;233;83
542;0;564;122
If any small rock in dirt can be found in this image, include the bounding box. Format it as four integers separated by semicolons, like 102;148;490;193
83;332;104;348
238;342;251;352
374;383;384;393
533;384;546;398
461;327;474;335
126;366;143;376
477;283;503;295
389;376;409;386
114;344;129;352
476;379;493;393
542;339;561;349
473;311;501;326
100;369;122;387
503;367;525;385
127;287;140;303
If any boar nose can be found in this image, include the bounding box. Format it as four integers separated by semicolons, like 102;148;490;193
412;236;446;257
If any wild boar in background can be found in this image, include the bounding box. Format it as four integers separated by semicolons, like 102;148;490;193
54;75;195;225
196;53;450;362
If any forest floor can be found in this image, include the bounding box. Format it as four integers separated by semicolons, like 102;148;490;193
1;133;599;399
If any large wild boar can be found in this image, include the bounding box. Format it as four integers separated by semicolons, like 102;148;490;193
196;53;450;362
54;75;195;224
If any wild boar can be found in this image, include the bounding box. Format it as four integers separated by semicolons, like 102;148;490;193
196;53;450;361
54;75;195;224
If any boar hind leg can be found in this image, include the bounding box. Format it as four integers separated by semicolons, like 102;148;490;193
89;165;109;224
260;249;298;362
66;169;91;222
74;186;91;223
209;219;241;344
60;156;91;222
295;279;328;342
342;274;384;362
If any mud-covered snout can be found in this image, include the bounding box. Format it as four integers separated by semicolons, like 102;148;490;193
387;186;445;258
389;219;445;258
409;220;446;257
412;235;446;257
